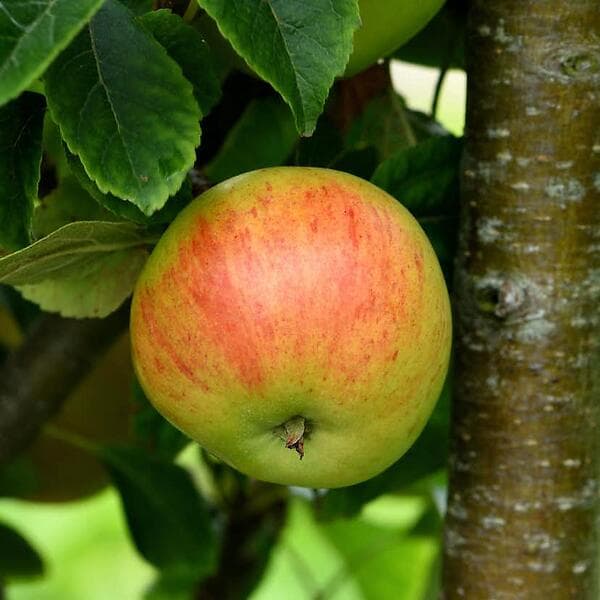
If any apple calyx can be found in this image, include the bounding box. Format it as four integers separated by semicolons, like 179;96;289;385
276;416;306;460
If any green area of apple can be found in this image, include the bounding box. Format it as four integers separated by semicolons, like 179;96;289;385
131;167;452;489
345;0;446;76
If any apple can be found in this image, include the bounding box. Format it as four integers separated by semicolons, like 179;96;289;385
130;167;451;488
345;0;446;77
13;333;135;502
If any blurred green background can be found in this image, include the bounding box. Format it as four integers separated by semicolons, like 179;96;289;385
1;61;466;600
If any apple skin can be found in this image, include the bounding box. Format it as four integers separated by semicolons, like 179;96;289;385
130;167;451;488
16;333;135;503
345;0;446;77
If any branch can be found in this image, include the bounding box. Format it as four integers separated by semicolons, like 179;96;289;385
0;306;129;465
196;483;286;599
443;1;600;597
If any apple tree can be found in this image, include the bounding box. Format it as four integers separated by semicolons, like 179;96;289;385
0;0;598;599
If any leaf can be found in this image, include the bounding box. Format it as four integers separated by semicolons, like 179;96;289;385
198;0;360;135
139;10;221;116
294;114;344;167
322;518;439;600
0;221;158;286
0;283;39;331
0;522;44;579
65;149;193;225
371;136;462;218
99;445;218;577
0;220;157;317
17;247;148;318
0;456;37;498
145;568;202;600
405;108;453;142
253;497;436;600
120;0;154;16
205;97;297;183
253;498;363;599
331;147;379;181
394;5;466;70
44;0;201;216
42;110;71;182
194;11;245;81
419;215;458;284
346;90;417;161
0;92;45;250
318;380;451;520
33;176;115;239
0;0;105;106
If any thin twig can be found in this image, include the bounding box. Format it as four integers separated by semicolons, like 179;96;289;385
431;65;449;119
183;0;199;22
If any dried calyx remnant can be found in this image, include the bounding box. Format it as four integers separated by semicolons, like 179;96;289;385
275;416;308;459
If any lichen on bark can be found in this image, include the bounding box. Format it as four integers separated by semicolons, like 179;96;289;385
443;1;600;598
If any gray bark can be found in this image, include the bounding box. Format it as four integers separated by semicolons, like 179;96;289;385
443;1;600;598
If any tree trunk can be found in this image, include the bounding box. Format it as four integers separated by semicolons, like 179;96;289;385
443;1;600;598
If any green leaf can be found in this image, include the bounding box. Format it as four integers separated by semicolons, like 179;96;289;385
145;568;201;600
331;147;379;181
44;0;201;216
254;497;436;600
0;221;157;285
0;92;45;250
419;215;458;284
405;108;453;142
322;518;439;600
17;247;148;318
0;0;105;106
0;284;39;332
253;498;363;599
65;149;193;225
294;114;344;167
371;136;462;218
0;456;38;498
346;90;418;161
194;11;245;81
0;522;44;579
42;111;71;182
139;10;221;116
394;5;466;70
120;0;154;16
0;220;157;317
33;176;115;239
99;446;218;577
205;96;297;183
198;0;360;135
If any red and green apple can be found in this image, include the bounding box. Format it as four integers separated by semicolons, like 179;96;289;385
130;167;452;488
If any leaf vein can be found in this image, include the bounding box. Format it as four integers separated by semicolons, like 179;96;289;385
88;15;143;194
